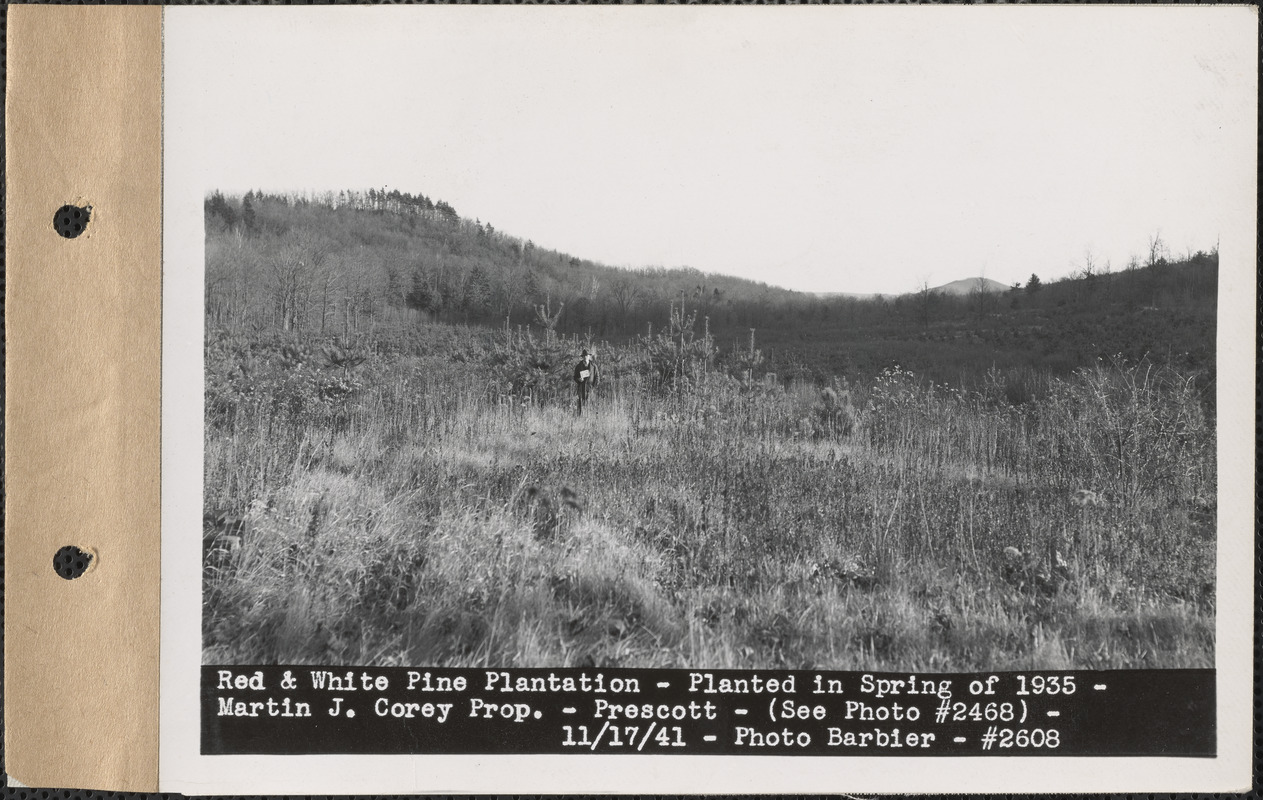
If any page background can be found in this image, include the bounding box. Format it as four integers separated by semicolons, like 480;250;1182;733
160;7;1256;793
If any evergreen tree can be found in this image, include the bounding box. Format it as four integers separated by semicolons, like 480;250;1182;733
241;191;257;232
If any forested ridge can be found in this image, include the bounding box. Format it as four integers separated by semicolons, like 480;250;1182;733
206;188;800;332
206;189;1217;386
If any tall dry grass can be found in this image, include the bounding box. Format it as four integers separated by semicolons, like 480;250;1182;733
203;328;1214;670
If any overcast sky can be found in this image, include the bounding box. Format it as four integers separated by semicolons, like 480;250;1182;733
166;6;1256;295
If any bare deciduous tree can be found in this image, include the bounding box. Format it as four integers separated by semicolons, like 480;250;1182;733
1147;231;1168;268
611;276;644;316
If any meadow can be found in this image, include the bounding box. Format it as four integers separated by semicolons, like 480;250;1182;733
202;314;1215;670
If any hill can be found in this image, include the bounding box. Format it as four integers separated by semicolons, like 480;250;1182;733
204;188;1218;389
930;277;1012;296
205;188;803;340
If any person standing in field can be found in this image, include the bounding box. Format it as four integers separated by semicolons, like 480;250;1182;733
573;348;599;415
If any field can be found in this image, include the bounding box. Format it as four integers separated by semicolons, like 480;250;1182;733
202;316;1215;670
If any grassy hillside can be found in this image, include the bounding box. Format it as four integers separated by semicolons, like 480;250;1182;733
203;319;1215;669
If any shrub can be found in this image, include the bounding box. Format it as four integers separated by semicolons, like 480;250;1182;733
810;377;859;438
1034;357;1213;504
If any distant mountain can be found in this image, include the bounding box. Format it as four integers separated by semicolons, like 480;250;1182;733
815;291;877;300
930;277;1012;296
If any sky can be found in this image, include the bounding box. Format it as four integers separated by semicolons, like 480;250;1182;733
166;6;1256;295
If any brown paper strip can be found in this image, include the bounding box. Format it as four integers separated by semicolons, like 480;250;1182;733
5;6;162;791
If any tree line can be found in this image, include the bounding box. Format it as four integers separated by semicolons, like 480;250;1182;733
205;189;1218;383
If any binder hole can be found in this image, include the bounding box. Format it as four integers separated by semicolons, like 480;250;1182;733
54;204;91;238
53;546;93;580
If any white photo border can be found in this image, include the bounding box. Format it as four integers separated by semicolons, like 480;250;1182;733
160;6;1257;793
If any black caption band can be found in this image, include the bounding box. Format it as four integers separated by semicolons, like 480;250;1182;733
202;667;1213;757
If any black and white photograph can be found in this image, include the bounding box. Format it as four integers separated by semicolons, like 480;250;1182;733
159;5;1255;793
196;9;1230;672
